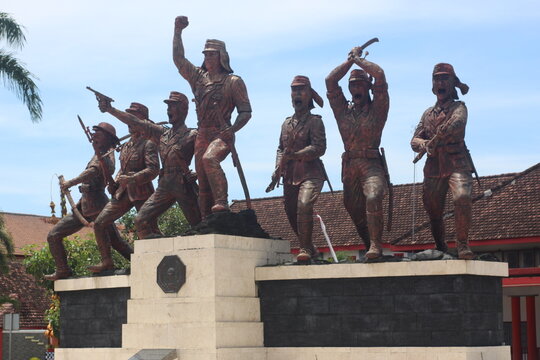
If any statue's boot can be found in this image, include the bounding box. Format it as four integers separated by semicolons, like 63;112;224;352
207;169;230;213
296;220;315;263
198;191;214;219
44;240;73;281
109;227;133;261
88;237;114;274
354;222;371;251
430;219;448;253
455;204;474;260
365;210;383;259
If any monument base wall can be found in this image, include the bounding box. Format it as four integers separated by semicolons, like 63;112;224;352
53;235;510;360
56;345;511;360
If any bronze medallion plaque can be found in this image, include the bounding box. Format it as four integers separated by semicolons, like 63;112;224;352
157;255;186;293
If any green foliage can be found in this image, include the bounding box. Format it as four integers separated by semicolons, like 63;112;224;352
0;12;42;122
0;13;26;48
157;203;190;236
326;251;350;263
0;294;20;311
0;214;14;273
118;203;190;239
23;234;130;290
45;294;60;340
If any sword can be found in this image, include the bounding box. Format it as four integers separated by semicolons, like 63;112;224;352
359;37;379;51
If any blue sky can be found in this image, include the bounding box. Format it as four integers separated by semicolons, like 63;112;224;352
1;0;539;216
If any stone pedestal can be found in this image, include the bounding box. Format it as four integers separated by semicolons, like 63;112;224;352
54;235;510;360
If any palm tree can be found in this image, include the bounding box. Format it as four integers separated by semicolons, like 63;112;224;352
0;214;14;274
0;12;42;122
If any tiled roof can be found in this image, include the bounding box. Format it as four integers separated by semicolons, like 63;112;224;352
1;212;94;256
0;261;49;328
231;163;540;250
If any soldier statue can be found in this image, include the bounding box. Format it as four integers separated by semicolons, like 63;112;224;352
45;122;131;280
411;63;475;260
96;92;201;239
173;16;252;217
87;103;159;273
325;46;390;259
267;75;327;263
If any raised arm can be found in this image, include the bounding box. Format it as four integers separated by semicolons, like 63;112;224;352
352;48;389;119
97;100;163;143
173;16;197;80
325;58;354;92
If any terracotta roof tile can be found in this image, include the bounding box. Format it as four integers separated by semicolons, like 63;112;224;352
1;212;94;256
231;163;540;250
0;262;49;328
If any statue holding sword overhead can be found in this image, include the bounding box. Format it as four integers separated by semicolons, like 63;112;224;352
172;15;253;217
325;39;392;260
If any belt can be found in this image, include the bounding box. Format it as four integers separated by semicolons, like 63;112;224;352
342;148;380;160
162;166;185;175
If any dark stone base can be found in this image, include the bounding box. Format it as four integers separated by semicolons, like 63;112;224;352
183;209;271;239
59;287;129;348
258;275;504;347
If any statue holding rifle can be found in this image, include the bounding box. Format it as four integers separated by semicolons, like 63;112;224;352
411;63;475;259
325;41;391;260
94;90;202;238
44;121;131;280
267;75;327;264
87;102;160;273
173;16;252;217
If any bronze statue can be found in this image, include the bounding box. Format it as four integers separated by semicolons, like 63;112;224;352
325;45;390;259
267;76;327;263
411;63;475;260
87;103;159;273
173;16;252;217
44;122;130;280
96;92;201;238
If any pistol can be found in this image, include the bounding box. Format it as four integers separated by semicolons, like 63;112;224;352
86;86;114;103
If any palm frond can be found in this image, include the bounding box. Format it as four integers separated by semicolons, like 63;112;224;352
0;51;43;122
0;12;26;49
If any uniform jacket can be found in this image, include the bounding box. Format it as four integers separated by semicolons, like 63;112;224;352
411;100;473;178
77;153;115;217
277;112;327;185
115;136;159;202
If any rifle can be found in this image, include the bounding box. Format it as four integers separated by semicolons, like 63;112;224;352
465;146;481;187
266;152;286;193
380;147;393;231
209;106;252;209
77;115;117;194
266;128;296;193
413;111;453;164
86;86;114;103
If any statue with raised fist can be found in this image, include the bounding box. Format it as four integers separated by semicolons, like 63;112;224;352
173;16;252;217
